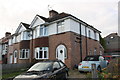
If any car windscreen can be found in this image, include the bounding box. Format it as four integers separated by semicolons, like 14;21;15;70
83;56;99;61
28;62;52;72
104;57;110;60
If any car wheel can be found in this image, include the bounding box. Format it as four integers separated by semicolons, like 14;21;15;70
64;73;68;80
97;66;101;72
107;63;109;66
79;71;84;73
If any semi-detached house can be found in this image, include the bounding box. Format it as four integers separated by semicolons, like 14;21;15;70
7;10;104;68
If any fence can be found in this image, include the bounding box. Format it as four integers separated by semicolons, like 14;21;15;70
2;63;33;74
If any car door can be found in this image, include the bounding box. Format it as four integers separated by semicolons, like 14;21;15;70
58;61;68;78
52;61;63;80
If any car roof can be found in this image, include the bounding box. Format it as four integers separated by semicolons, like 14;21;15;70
103;55;112;57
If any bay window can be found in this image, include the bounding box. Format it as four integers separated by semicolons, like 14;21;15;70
20;49;29;59
35;47;48;59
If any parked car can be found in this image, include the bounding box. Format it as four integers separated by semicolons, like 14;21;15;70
103;55;113;64
78;55;108;72
14;60;69;80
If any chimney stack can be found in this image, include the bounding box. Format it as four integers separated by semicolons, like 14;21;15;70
5;32;11;37
49;10;58;18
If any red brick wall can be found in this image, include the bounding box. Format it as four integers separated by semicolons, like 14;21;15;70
7;40;30;64
49;32;73;68
7;32;104;69
48;31;104;69
20;40;30;49
29;37;49;62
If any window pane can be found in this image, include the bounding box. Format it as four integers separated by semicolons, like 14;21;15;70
14;51;17;58
56;50;58;58
64;48;67;58
39;51;43;58
20;51;22;58
36;52;38;58
44;27;48;36
57;21;64;33
40;27;43;36
89;30;91;38
26;51;28;58
22;50;25;58
44;51;47;58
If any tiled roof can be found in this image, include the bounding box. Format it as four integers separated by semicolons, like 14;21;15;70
37;12;101;33
47;12;71;22
104;33;120;38
21;22;30;29
37;12;70;22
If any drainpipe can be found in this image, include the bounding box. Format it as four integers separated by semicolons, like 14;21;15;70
28;28;33;63
85;26;88;56
79;23;82;62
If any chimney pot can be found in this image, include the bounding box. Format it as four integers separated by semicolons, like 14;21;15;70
5;32;11;37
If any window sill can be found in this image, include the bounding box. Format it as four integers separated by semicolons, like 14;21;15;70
19;58;29;60
35;58;48;60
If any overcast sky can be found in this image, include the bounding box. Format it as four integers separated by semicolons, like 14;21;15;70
0;0;119;38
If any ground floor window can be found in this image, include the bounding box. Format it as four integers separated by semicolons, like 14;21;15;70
89;50;92;55
20;49;29;59
35;47;48;59
94;48;97;55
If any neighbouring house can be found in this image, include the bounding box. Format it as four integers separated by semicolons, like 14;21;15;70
0;39;2;64
0;32;11;64
104;33;120;55
8;22;30;64
6;10;104;68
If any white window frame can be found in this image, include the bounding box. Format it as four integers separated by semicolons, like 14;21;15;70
35;47;48;59
19;49;29;59
88;30;91;38
57;21;64;33
89;50;92;55
94;31;97;40
39;26;48;37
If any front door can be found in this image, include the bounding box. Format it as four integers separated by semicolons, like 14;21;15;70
14;50;17;63
56;45;67;63
10;55;13;64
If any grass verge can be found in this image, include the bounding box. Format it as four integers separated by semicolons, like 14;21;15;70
2;71;23;79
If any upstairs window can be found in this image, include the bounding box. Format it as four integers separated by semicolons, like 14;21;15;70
94;32;97;40
57;21;64;33
20;49;29;59
88;30;91;38
40;26;48;36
